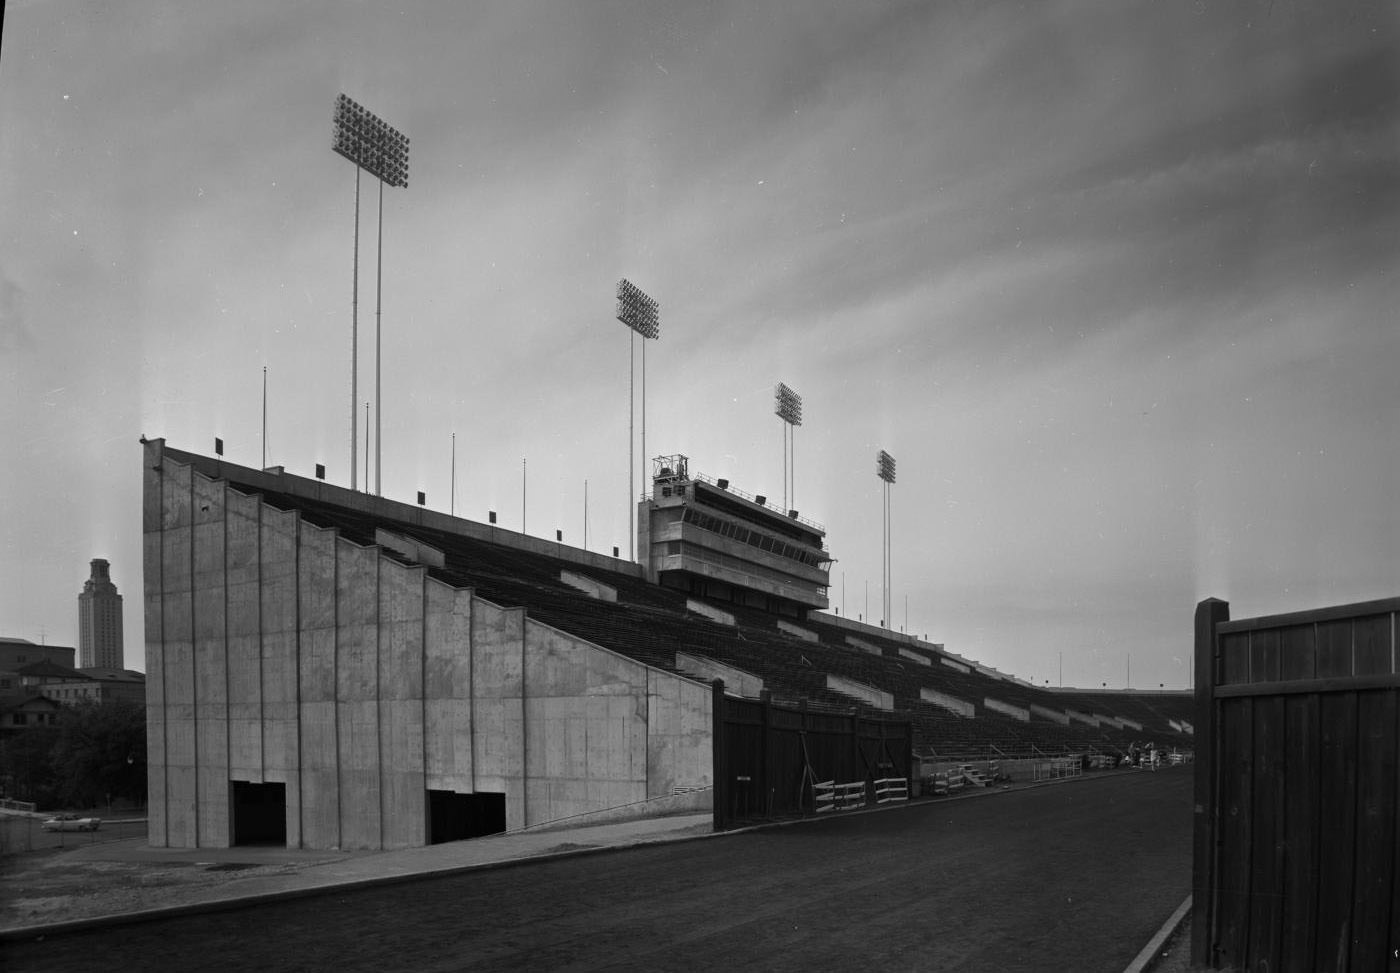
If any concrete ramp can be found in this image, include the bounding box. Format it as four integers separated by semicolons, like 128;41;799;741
984;697;1029;722
374;529;446;568
826;674;894;711
686;599;736;627
920;687;974;718
559;571;617;602
845;635;884;657
1030;704;1069;725
777;620;818;642
675;652;764;699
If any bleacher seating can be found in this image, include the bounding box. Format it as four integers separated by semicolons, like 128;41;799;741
247;483;1194;760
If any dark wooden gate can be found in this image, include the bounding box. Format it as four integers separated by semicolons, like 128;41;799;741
712;681;912;829
1192;597;1400;971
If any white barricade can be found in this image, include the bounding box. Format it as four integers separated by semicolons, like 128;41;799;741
874;778;908;804
814;780;867;813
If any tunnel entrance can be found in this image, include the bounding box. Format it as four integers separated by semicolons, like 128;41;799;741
231;781;287;846
427;790;506;844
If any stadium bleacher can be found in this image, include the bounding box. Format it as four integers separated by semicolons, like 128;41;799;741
252;484;1193;762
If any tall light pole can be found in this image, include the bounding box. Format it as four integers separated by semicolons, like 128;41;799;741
775;383;802;511
615;279;659;561
877;449;896;627
333;93;410;496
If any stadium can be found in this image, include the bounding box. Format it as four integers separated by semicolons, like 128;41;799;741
140;436;1193;852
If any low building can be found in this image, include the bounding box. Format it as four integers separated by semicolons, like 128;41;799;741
0;637;76;671
0;694;62;732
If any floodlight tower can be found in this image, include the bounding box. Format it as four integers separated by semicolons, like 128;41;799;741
333;93;410;496
615;279;659;560
877;449;896;627
774;383;803;511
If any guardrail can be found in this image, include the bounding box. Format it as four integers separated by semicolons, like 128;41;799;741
1031;757;1084;782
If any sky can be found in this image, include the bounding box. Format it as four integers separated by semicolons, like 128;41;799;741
2;0;1397;690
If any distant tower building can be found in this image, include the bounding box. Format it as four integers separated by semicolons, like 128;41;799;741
78;558;123;669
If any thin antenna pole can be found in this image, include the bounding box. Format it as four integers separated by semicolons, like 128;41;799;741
262;366;268;469
450;433;456;517
522;457;527;534
584;479;589;551
350;165;360;491
365;401;370;487
888;481;893;628
374;175;384;496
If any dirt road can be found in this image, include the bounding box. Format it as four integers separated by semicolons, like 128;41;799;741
1;769;1191;972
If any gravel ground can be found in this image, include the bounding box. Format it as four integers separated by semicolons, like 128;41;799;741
0;849;335;927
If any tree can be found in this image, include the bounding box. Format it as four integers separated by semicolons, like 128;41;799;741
0;723;61;807
49;697;147;809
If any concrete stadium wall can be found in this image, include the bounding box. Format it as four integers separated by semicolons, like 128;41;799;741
145;441;712;851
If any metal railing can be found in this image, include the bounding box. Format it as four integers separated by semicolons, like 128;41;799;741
690;470;827;534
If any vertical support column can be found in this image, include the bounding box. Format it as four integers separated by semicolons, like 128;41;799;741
759;689;771;820
143;439;169;847
1192;597;1229;966
711;679;727;832
519;609;528;828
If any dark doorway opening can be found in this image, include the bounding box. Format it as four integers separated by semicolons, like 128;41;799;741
427;790;506;844
231;781;287;846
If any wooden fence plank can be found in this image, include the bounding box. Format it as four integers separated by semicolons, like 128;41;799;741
1247;694;1286;968
1280;623;1317;681
1280;693;1320;973
1215;696;1254;968
1315;691;1359;971
1317;620;1353;678
1222;632;1252;685
1250;629;1282;684
1353;614;1393;677
1350;689;1397;972
1392;701;1400;973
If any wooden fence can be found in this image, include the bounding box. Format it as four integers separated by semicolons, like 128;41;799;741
711;681;912;830
1192;596;1400;971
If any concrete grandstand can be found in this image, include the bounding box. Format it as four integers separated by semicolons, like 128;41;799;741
142;437;1192;851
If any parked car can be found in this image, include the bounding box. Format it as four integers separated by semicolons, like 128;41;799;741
42;813;102;832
